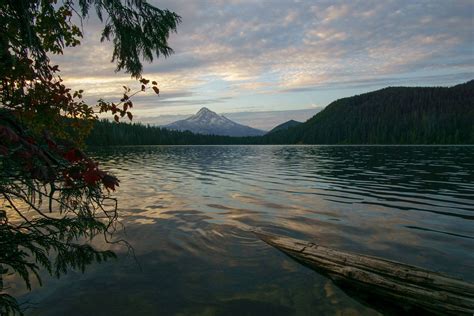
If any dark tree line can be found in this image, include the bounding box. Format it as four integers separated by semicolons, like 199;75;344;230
86;120;262;145
87;80;474;146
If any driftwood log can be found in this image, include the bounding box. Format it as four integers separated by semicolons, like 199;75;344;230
254;230;474;315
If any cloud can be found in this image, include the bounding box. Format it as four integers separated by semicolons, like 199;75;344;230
51;0;473;117
279;72;474;93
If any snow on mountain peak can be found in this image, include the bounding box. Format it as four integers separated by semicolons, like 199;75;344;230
164;107;266;137
187;107;222;124
197;107;212;115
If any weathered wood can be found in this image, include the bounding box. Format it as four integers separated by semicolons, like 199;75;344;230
253;230;474;315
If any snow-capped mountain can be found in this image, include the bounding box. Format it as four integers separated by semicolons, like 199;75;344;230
164;107;266;137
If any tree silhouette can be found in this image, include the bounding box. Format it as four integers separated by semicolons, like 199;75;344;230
0;0;180;313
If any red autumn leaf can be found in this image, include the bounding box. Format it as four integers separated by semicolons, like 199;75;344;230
82;168;102;185
63;149;83;162
63;149;77;162
102;174;119;191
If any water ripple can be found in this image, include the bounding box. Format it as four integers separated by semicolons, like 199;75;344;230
92;145;474;280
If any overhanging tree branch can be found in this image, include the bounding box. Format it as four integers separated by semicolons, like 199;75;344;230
0;0;180;314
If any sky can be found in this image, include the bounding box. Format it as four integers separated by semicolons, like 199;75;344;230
53;0;474;130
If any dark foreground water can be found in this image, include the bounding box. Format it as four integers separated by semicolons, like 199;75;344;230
17;145;474;315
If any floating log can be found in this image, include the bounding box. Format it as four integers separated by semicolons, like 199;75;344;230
254;230;474;315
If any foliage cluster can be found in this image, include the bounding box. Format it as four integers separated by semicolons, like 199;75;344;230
0;0;180;314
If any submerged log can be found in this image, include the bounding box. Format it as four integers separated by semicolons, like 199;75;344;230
254;230;474;315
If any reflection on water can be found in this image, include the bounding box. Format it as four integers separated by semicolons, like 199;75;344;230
20;145;474;315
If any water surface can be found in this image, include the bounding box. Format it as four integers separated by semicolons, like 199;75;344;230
21;145;474;315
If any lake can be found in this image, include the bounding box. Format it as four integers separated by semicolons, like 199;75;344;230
20;145;474;315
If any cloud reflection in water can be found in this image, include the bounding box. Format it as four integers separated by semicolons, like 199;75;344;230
21;145;474;315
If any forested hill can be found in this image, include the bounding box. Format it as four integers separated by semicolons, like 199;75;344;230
264;80;474;144
87;81;474;146
267;120;302;134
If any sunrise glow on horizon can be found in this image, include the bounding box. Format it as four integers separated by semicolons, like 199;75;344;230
53;0;473;129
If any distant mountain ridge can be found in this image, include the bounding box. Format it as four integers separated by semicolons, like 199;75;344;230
267;120;302;134
164;107;266;136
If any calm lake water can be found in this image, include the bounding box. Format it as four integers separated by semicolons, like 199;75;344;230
20;145;474;315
